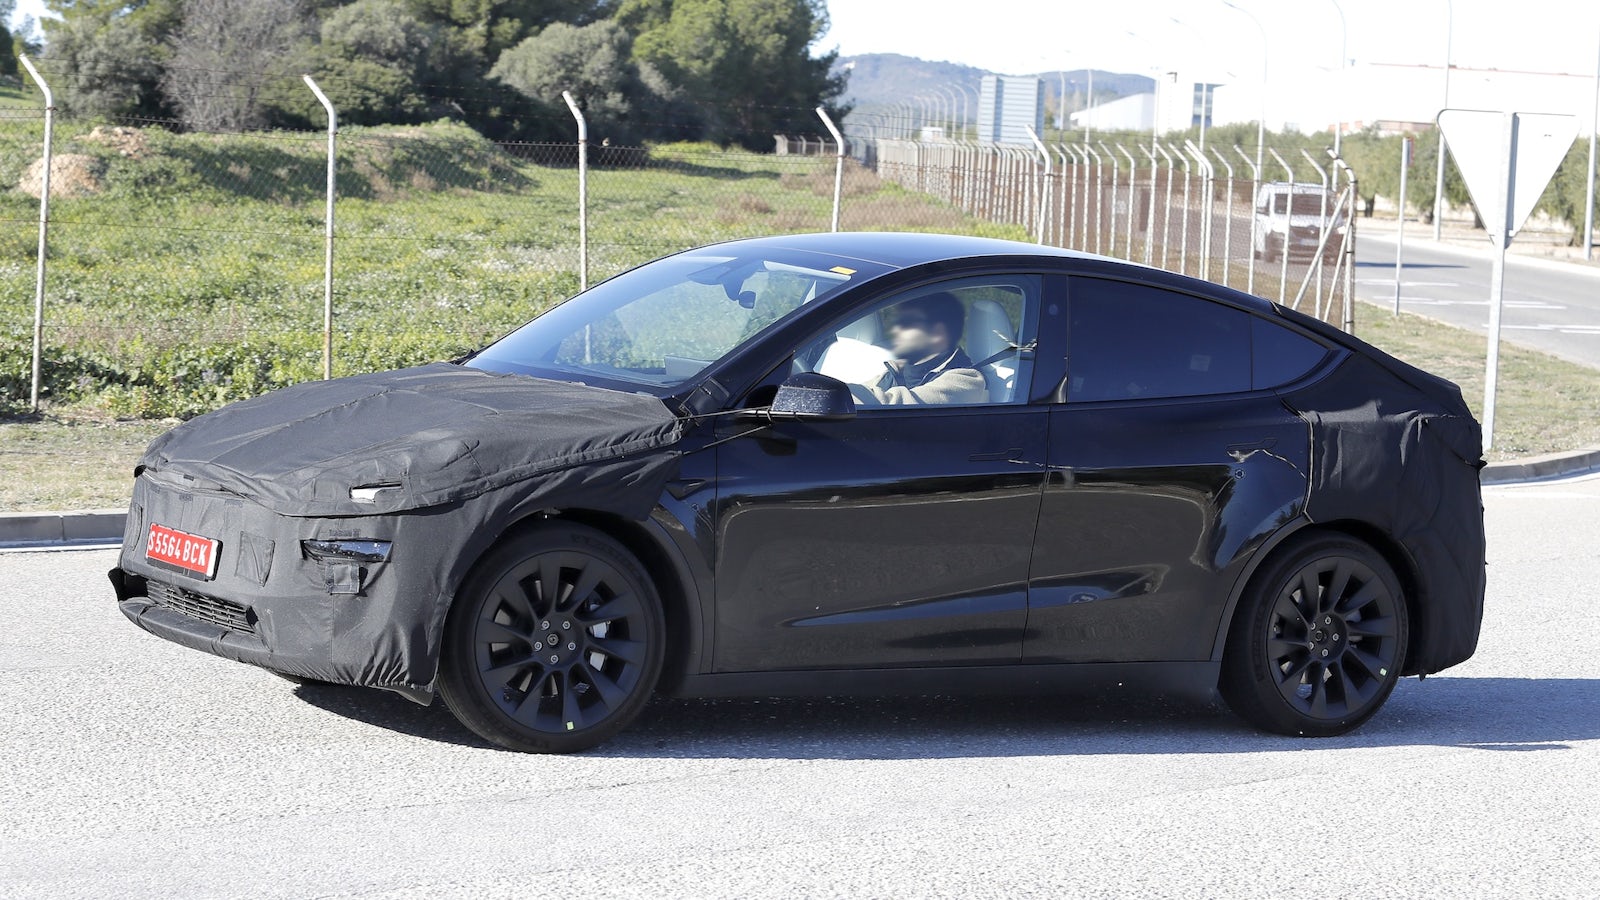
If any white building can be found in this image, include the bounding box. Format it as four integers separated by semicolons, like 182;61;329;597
1069;92;1156;131
977;75;1046;145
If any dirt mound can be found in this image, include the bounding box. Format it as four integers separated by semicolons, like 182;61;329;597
83;125;148;159
16;154;105;199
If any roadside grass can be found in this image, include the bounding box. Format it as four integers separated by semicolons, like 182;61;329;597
0;412;168;511
1;119;1026;421
1352;303;1600;459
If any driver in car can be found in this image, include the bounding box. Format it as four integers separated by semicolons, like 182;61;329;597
855;292;987;405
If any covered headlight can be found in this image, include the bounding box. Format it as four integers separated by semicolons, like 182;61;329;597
302;540;392;594
302;539;392;563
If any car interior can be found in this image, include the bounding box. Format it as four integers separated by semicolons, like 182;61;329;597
804;285;1031;405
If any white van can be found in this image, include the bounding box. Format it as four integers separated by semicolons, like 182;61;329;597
1252;182;1344;264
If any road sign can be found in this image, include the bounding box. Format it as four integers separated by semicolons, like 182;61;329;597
1435;110;1579;450
1439;110;1577;248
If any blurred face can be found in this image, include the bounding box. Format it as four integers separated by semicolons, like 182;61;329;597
889;308;946;360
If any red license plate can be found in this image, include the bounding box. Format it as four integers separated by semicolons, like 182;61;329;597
146;524;221;580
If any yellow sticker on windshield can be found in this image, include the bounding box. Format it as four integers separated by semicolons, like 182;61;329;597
829;266;857;276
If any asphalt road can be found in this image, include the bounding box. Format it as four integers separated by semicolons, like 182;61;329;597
4;474;1599;899
1353;232;1600;369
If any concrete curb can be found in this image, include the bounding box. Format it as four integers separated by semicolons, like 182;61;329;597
1480;447;1600;485
3;448;1598;549
0;510;126;550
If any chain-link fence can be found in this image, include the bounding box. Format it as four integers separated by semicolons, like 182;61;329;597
5;57;1365;419
4;61;1045;417
868;134;1359;324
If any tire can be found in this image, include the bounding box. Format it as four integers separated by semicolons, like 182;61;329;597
437;523;666;753
1220;533;1409;737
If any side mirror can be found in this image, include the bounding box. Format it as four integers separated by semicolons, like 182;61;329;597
739;372;857;423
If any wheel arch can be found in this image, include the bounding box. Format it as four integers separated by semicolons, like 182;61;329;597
431;505;708;698
537;508;707;694
1212;518;1427;676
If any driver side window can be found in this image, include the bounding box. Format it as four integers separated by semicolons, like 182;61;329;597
798;275;1039;408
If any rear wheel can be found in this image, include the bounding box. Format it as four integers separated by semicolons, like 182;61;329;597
1221;534;1408;737
437;523;665;753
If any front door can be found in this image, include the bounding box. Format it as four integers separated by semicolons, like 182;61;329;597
711;274;1048;672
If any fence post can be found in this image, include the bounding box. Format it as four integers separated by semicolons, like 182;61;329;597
20;55;53;413
1268;148;1295;306
816;107;846;232
1139;145;1159;266
1301;148;1331;316
1154;142;1177;270
1025;126;1052;245
1169;142;1192;276
1333;152;1358;332
562;91;589;292
1060;145;1078;248
1096;141;1119;257
1116;145;1137;261
1185;141;1214;281
1083;142;1103;256
1209;147;1236;289
1234;145;1261;296
303;75;337;381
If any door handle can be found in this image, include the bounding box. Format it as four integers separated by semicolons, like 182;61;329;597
969;447;1024;462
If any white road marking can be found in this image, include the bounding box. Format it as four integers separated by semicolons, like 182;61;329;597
1503;324;1600;334
1355;279;1461;287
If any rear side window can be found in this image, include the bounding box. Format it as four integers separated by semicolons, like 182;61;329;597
1067;278;1251;402
1252;316;1329;389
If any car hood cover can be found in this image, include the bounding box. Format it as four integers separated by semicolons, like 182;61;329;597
138;363;684;517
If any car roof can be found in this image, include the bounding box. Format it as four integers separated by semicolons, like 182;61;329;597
691;231;1276;315
694;231;1090;269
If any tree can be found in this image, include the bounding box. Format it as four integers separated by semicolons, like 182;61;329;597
490;19;671;142
161;0;310;132
1536;138;1595;245
404;0;618;82
303;0;449;125
1;4;17;81
619;0;846;148
42;1;179;118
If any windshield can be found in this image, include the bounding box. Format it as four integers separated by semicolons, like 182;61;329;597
1269;192;1336;217
466;248;868;392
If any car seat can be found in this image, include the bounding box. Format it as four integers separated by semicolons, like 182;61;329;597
965;299;1019;403
815;312;891;385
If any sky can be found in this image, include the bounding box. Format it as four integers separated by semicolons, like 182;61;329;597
820;0;1600;83
9;0;1597;90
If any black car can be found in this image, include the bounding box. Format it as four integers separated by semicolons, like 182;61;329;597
111;233;1486;752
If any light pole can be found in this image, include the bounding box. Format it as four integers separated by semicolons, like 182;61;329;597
1083;67;1095;143
1058;70;1069;133
1585;18;1598;261
1224;0;1269;293
1329;0;1348;191
1433;0;1454;240
953;83;977;141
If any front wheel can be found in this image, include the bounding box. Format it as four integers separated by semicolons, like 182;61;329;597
437;523;666;753
1220;534;1409;737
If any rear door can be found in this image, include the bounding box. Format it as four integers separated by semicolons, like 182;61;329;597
1025;276;1322;664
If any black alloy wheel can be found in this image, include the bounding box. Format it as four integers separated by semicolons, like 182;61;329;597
438;524;665;753
1221;534;1408;737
